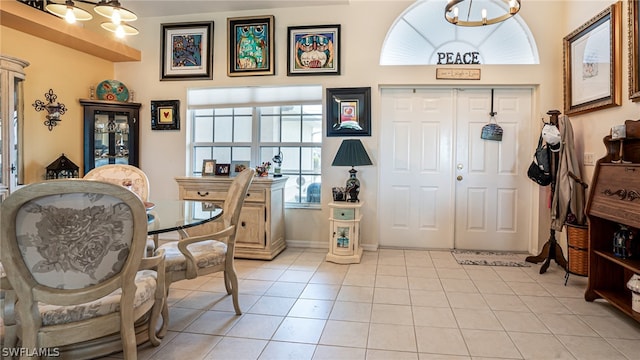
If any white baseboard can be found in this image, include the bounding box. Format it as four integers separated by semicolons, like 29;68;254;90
284;239;379;253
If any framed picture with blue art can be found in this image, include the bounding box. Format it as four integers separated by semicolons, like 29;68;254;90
161;21;213;80
227;15;275;77
287;24;340;76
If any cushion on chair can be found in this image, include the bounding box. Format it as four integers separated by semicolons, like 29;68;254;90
160;240;227;272
36;270;157;326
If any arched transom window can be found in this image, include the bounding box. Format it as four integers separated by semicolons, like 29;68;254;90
380;0;539;65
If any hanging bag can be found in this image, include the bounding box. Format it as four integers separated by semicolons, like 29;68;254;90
527;134;552;186
480;89;503;141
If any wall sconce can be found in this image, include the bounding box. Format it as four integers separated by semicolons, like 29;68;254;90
33;89;67;131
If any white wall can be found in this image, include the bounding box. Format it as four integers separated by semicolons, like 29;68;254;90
115;1;639;254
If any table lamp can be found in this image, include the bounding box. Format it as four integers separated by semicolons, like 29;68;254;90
331;139;373;202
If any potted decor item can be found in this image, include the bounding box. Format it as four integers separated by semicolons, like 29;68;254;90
255;162;271;177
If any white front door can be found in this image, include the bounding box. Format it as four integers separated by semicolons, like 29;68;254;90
379;87;533;251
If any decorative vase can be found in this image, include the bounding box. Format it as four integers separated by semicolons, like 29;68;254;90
627;274;640;312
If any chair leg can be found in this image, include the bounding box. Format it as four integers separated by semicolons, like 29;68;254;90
121;310;138;360
147;297;164;346
225;270;241;315
156;276;173;339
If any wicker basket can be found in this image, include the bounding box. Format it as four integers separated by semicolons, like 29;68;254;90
566;223;589;276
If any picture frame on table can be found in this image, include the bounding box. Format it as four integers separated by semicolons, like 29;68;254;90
287;24;340;76
563;2;622;116
630;0;640;101
215;163;231;176
227;15;275;77
230;161;250;177
160;21;214;81
150;100;180;130
326;87;371;137
202;159;216;176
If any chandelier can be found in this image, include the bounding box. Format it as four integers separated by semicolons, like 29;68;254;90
45;0;138;37
445;0;521;26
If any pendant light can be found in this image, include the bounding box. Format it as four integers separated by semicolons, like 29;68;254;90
46;0;93;24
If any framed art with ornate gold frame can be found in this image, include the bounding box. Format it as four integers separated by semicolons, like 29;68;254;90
563;2;622;115
630;0;640;101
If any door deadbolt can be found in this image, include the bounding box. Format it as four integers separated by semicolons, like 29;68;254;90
457;175;463;181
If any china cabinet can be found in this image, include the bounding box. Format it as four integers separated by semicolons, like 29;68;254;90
175;176;287;260
0;55;28;202
326;202;363;264
585;119;640;322
80;99;141;173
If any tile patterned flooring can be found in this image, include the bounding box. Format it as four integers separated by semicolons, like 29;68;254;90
103;247;640;360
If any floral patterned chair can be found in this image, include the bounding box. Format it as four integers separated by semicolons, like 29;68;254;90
84;164;157;256
0;179;166;360
0;262;17;351
155;168;254;335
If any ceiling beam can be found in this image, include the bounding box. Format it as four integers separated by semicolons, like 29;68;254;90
0;1;141;62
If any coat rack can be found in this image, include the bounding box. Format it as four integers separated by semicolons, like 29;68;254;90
525;109;568;273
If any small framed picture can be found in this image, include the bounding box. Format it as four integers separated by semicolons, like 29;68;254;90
160;21;214;80
326;87;371;137
230;160;250;177
227;15;275;76
151;100;180;130
287;24;340;76
215;163;231;176
202;159;216;176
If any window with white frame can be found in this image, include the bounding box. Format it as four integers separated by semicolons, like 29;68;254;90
187;85;323;207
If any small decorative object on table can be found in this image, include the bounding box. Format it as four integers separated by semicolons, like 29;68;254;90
256;162;271;177
627;274;640;312
272;152;283;177
613;224;636;259
332;187;346;201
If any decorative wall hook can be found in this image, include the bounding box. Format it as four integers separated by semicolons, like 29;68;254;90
33;89;66;131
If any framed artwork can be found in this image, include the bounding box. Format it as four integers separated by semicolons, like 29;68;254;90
215;163;231;176
630;0;640;101
202;159;216;176
227;15;275;77
287;24;340;76
160;21;213;81
151;100;180;130
563;2;622;116
201;202;217;211
230;161;250;177
326;87;371;137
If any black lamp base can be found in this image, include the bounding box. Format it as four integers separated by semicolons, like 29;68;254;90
346;167;360;202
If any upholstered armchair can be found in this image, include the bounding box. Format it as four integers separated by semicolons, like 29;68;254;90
0;179;166;360
84;164;157;255
156;168;254;324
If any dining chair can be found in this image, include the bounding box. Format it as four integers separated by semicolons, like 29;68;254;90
84;164;157;256
0;179;166;360
155;168;255;327
0;262;17;351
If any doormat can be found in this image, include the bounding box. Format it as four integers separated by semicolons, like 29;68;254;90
451;250;531;267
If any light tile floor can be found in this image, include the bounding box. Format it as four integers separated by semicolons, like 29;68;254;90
103;248;640;360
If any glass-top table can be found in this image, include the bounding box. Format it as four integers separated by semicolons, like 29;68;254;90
146;199;223;235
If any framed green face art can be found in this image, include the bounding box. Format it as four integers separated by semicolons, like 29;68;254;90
227;15;275;77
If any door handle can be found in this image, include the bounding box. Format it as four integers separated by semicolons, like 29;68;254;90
457;175;463;181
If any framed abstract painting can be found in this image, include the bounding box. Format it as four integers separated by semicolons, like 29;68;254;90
228;15;275;76
160;21;214;80
326;87;371;137
287;24;340;76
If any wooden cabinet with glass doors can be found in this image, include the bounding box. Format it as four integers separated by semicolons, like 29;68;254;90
80;99;141;173
0;55;28;202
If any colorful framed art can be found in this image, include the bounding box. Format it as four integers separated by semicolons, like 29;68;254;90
326;87;371;137
150;100;180;130
227;15;275;77
160;21;213;81
563;2;622;115
287;24;340;76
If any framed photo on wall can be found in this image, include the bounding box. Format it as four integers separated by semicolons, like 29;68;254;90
630;0;640;101
563;2;622;115
227;15;275;76
326;87;371;137
287;24;340;76
151;100;180;130
160;21;214;81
